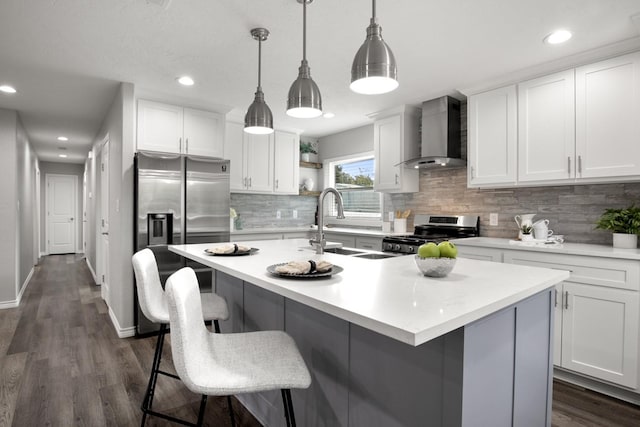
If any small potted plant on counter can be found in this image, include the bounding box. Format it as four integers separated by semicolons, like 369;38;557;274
520;224;533;241
595;205;640;249
300;141;317;162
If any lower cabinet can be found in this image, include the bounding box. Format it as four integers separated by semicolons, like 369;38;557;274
324;232;356;248
503;249;640;389
354;236;382;251
457;245;503;262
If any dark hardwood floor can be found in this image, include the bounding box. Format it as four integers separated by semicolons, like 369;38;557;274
1;254;639;426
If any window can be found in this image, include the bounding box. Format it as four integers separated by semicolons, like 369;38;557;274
324;153;382;225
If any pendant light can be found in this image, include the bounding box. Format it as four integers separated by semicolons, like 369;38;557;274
244;28;274;134
350;0;398;95
286;0;322;118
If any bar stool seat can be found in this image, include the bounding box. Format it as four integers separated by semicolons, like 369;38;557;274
132;248;229;426
166;267;311;427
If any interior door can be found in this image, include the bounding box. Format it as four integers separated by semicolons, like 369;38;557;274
47;174;77;254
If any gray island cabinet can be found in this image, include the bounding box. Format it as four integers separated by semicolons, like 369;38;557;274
170;239;569;427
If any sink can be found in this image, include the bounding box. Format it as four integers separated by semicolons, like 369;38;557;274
353;253;398;260
323;247;366;255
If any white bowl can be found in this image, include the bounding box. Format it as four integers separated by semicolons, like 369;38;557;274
414;255;456;278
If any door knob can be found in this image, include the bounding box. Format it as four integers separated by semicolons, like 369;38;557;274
70;217;74;221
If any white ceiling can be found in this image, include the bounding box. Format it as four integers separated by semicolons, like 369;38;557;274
0;0;639;164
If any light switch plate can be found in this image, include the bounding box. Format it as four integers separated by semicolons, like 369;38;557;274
293;210;298;219
276;210;281;219
489;213;498;226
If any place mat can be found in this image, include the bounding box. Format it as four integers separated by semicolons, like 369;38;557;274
204;247;259;256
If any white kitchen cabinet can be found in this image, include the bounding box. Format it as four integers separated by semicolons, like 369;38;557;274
324;232;356;248
518;70;576;182
560;282;639;389
355;236;382;251
224;121;246;191
503;249;640;389
273;130;300;195
137;99;224;157
457;245;503;262
372;106;420;193
468;85;518;187
224;122;299;194
244;133;274;193
576;51;640;179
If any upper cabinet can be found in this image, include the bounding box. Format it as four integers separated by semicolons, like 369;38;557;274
467;51;640;188
468;85;517;187
224;121;299;195
518;70;575;183
576;52;640;179
372;106;420;193
137;99;225;157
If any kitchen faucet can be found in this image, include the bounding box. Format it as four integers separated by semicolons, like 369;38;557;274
310;187;345;254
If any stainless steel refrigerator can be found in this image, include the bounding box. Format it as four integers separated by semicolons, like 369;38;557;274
134;151;230;335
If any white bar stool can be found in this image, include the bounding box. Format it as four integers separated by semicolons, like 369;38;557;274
132;248;229;426
166;267;312;427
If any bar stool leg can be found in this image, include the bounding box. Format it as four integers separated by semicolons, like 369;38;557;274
141;323;168;425
227;395;236;427
195;395;208;427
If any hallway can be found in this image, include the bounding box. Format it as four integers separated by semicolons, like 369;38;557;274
1;255;640;426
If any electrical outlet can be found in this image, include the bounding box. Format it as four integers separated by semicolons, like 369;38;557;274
489;213;499;226
293;209;298;219
276;210;281;219
388;211;394;222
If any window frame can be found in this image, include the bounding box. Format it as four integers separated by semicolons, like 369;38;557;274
322;152;382;227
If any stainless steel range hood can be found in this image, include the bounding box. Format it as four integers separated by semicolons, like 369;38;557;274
402;96;465;169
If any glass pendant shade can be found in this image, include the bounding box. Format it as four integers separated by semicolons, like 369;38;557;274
286;0;322;118
350;1;398;95
245;28;274;134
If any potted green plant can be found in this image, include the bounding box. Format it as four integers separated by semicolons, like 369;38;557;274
520;224;533;241
595;205;640;248
300;141;317;162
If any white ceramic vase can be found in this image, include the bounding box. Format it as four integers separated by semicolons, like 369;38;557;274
612;233;638;249
301;152;311;162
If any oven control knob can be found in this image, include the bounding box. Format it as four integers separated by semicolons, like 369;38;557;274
408;246;415;253
385;243;393;251
394;244;402;252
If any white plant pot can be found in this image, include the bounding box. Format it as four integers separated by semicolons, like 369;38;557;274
301;153;311;162
612;233;638;249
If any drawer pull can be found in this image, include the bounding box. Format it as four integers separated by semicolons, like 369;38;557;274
564;291;569;309
554;289;558;307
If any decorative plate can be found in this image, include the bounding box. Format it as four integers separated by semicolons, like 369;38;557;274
266;263;343;279
204;247;259;256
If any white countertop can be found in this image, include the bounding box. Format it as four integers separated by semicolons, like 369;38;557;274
453;237;640;260
170;239;568;346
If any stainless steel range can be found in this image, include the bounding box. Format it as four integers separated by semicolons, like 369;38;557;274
382;214;480;254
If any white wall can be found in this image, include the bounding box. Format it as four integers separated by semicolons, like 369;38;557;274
0;109;39;307
87;82;136;335
317;124;374;187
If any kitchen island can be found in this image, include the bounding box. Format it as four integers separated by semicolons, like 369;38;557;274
170;239;569;427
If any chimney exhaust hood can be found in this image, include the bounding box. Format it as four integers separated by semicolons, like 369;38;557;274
401;96;465;169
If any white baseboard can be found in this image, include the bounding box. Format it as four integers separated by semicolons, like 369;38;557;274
108;306;136;338
85;258;97;284
0;266;35;309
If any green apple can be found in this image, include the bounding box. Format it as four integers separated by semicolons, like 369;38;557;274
417;242;440;258
438;241;458;258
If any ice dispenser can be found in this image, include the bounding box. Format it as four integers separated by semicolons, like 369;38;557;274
147;213;173;245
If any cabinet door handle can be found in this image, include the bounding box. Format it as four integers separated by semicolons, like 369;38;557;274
249;177;252;188
275;179;279;189
554;289;558;307
395;174;399;185
243;177;247;188
179;137;182;152
578;155;582;174
567;157;571;174
470;166;475;179
185;138;189;153
564;291;569;309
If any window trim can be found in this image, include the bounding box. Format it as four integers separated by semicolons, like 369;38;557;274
322;152;382;227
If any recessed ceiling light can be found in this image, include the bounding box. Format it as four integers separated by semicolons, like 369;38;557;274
323;112;335;119
58;154;68;158
177;76;195;86
0;85;17;94
544;30;572;45
57;136;68;141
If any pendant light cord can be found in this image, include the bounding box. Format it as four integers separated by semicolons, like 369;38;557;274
257;37;262;90
372;0;376;19
302;0;307;62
